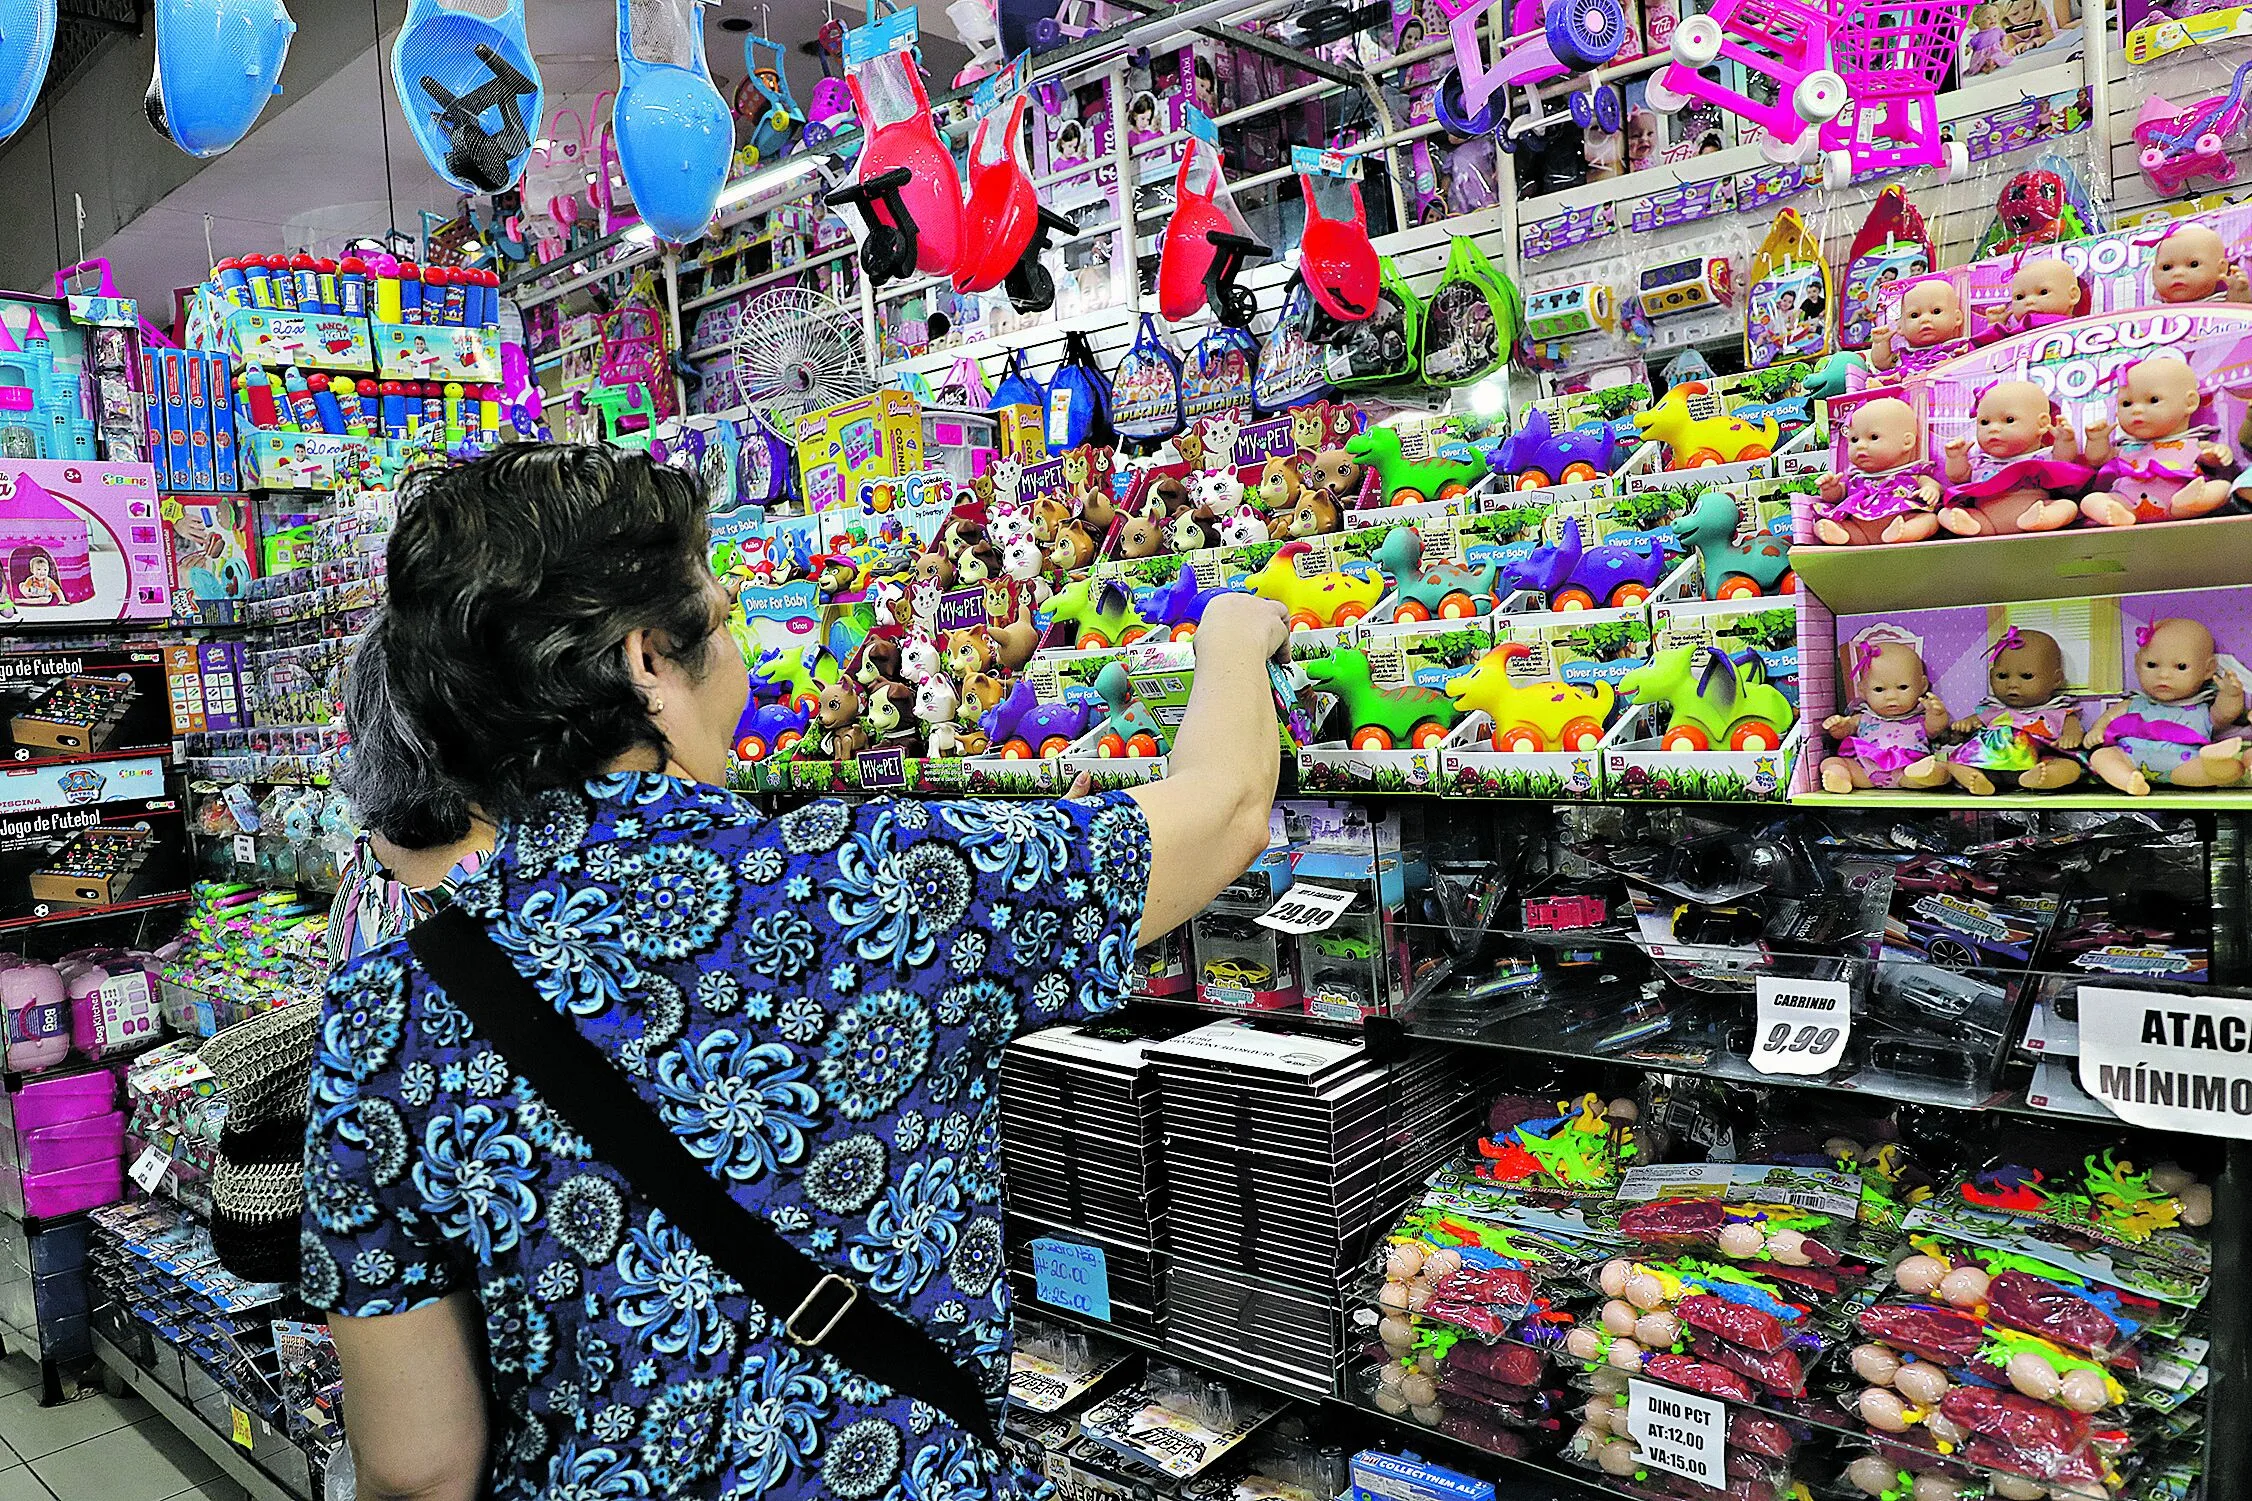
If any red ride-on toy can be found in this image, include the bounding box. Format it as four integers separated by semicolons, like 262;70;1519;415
955;92;1077;312
825;42;964;284
1159;136;1269;326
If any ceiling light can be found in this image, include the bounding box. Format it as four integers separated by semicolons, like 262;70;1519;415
717;154;824;210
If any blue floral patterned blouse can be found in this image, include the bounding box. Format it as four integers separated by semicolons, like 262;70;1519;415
301;772;1151;1499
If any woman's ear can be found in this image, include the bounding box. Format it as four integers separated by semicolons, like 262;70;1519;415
620;628;667;709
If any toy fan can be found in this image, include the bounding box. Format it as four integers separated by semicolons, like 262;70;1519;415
1158;134;1269;325
955;93;1076;311
392;0;543;193
150;0;297;158
826;33;964;283
1297;165;1379;327
611;0;731;242
730;286;876;428
0;0;56;143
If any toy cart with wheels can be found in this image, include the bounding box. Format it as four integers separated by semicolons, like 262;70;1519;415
1817;0;1973;188
1642;0;1846;161
1436;0;1630;133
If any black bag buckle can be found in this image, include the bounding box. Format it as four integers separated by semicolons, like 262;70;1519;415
786;1272;860;1347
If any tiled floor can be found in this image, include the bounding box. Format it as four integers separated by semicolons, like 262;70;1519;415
0;1355;242;1501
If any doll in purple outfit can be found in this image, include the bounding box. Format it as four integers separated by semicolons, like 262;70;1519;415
1815;397;1944;545
1973;256;2086;344
1820;630;1954;792
1870;278;1971;374
2088;618;2246;794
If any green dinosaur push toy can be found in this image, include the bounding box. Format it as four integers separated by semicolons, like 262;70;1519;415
1670;490;1796;600
1302;649;1459;751
1618;644;1794;752
1346;425;1488;507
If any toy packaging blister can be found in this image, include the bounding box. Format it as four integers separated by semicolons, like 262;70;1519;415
1745;209;1831;370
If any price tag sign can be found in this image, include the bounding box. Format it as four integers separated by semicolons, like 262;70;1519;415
2078;984;2252;1138
1750;976;1852;1076
230;1404;254;1449
1030;1238;1112;1321
1255;882;1357;935
232;833;257;865
129;1145;172;1194
1626;1378;1725;1487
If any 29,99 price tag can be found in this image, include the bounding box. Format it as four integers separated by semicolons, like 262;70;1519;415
1749;976;1852;1076
1254;883;1356;936
1626;1378;1725;1487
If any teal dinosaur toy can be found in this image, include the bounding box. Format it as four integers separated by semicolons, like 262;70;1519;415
1618;644;1794;753
1302;649;1459;751
1346;425;1488;506
1373;525;1503;621
1092;661;1168;758
1671;490;1796;600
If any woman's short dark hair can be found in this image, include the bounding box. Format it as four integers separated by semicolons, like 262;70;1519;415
381;445;720;819
337;620;473;849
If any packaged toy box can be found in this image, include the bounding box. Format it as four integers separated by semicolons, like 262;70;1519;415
0;461;170;624
0;757;186;926
0;649;173;766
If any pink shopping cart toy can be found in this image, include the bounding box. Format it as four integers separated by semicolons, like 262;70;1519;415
1817;0;1974;187
1642;0;1846;158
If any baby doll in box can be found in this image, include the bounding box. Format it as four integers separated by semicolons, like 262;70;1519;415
1870;278;1972;374
2087;618;2246;794
1820;630;1953;792
1815;397;1942;545
1939;379;2090;536
2079;355;2235;527
1919;626;2085;794
1974;256;2086;344
2148;222;2252;306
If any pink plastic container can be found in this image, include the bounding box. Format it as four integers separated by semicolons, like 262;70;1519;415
10;1069;119;1132
22;1158;122;1218
59;952;161;1060
21;1112;123;1177
0;958;72;1073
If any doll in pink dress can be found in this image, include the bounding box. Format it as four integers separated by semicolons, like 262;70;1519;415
1820;631;1954;792
2079;355;2236;526
1870;278;1971;374
1973;256;2086;344
1939;379;2090;535
2087;618;2246;794
1815;397;1944;545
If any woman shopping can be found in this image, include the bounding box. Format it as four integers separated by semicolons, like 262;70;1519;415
304;445;1289;1501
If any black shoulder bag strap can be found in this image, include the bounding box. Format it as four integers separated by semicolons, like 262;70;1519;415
407;906;1000;1444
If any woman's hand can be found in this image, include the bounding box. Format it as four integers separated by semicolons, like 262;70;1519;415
1193;593;1292;667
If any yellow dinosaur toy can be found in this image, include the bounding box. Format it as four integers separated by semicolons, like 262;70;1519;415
1445;643;1617;752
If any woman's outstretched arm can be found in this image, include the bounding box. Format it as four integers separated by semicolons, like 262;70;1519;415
1127;593;1291;941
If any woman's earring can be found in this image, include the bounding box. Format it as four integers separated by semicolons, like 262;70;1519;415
649;696;665;714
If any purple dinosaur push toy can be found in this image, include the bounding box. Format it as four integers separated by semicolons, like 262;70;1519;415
1501;517;1666;611
980;679;1096;759
1143;569;1236;639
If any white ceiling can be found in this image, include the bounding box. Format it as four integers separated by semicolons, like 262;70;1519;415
87;0;962;308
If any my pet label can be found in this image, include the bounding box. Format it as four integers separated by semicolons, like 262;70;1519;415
1627;1379;1724;1486
1030;1238;1111;1320
1750;976;1851;1075
2078;985;2252;1139
1255;882;1357;935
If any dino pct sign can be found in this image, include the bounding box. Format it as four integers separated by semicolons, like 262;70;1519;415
2078;985;2252;1138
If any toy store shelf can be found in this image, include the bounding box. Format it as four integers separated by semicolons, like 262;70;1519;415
1396;1009;2021;1116
531;334;601;371
1791;513;2252;613
679;246;857;314
1792;788;2252;810
0;890;191;936
6;745;175;774
94;1334;310;1501
1514;57;2090;223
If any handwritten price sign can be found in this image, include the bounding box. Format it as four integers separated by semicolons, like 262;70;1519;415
1750;976;1851;1076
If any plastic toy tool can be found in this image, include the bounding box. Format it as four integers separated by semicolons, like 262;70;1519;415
1159;131;1269;326
611;0;732;243
956;94;1076;312
0;0;57;143
1296;157;1380;332
392;0;543;193
150;0;298;159
825;14;964;285
737;32;805;164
